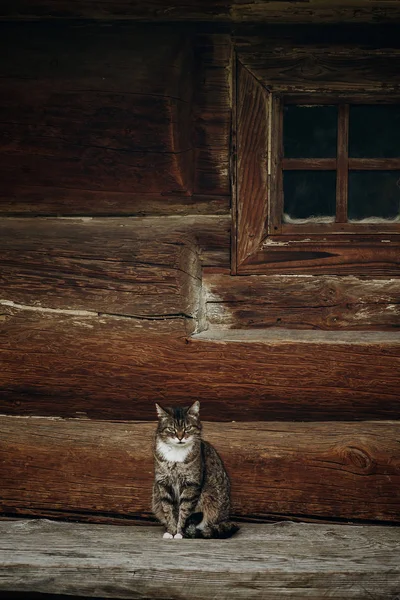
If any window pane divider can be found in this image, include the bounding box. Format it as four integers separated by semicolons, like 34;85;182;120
282;158;336;170
348;158;400;169
336;103;349;223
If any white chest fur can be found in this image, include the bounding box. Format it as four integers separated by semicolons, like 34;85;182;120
157;439;193;463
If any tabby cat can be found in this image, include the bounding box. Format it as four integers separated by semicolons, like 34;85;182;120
152;400;238;539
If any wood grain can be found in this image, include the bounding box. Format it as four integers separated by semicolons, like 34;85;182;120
1;520;400;599
0;417;399;523
0;217;208;319
203;273;400;330
237;42;400;93
2;0;400;23
236;62;269;267
0;23;194;210
241;239;400;275
193;35;232;197
1;306;400;420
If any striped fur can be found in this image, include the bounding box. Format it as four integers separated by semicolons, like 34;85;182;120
152;401;238;539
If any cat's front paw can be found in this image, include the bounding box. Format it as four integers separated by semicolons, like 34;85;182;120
173;533;183;539
163;532;174;539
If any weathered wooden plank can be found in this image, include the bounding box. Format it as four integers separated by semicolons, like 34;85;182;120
0;22;194;208
193;35;232;197
0;23;192;99
0;85;190;153
0;217;211;318
2;0;400;23
0;306;399;420
0;190;230;217
236;62;269;267
1;521;400;600
203;273;400;330
240;239;400;276
0;145;193;195
236;43;400;93
0;417;399;522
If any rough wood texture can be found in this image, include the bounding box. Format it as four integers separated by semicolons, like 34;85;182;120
236;34;400;93
0;417;399;522
0;215;230;305
0;217;209;320
1;521;400;600
234;28;400;274
2;0;400;22
0;23;195;213
194;35;232;197
203;273;400;330
241;239;400;275
235;62;269;267
1;305;400;420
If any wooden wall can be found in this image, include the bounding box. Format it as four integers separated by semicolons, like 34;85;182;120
0;19;399;525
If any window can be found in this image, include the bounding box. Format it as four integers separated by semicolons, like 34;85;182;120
273;98;400;234
234;59;400;275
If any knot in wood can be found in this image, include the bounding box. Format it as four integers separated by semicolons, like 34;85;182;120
342;445;375;474
298;55;325;79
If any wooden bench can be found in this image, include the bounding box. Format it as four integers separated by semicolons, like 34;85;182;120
1;519;399;599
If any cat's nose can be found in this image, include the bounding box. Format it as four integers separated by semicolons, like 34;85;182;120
176;431;184;441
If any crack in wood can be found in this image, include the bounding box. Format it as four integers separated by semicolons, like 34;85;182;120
0;300;194;322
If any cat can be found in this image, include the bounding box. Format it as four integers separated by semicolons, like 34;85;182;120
152;400;239;539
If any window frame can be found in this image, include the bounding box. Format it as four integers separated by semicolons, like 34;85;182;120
233;61;400;275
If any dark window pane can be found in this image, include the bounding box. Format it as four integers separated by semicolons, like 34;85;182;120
348;171;400;221
349;105;400;158
283;105;338;158
283;171;336;222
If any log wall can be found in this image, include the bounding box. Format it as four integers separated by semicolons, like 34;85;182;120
0;19;399;525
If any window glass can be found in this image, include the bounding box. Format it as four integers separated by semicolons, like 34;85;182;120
348;171;400;221
283;105;338;158
283;171;336;222
349;105;400;158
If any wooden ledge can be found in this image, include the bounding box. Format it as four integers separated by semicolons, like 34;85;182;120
192;327;400;344
0;520;399;599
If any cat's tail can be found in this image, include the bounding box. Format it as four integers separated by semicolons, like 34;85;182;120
185;521;239;539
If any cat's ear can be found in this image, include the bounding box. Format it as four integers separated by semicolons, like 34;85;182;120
155;403;168;418
187;400;200;417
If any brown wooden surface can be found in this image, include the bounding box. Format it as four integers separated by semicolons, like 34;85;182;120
1;520;400;600
241;239;400;275
1;305;400;420
2;0;400;22
236;38;400;93
0;23;195;212
0;216;230;295
236;62;269;267
0;217;206;319
0;417;399;522
203;273;400;330
193;35;232;197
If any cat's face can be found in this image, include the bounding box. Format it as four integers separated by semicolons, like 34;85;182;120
155;401;202;447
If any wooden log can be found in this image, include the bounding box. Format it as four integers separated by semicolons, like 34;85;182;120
0;23;194;209
203;273;400;330
2;0;400;23
1;521;400;600
193;35;232;197
0;215;229;310
0;306;400;420
0;417;399;522
236;41;400;93
0;190;230;217
0;217;211;319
